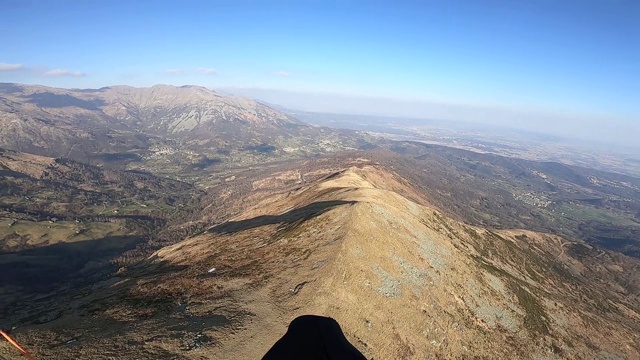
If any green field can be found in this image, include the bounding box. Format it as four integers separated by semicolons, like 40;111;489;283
554;203;638;226
0;218;127;249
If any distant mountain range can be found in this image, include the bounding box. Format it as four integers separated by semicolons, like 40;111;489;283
0;83;371;172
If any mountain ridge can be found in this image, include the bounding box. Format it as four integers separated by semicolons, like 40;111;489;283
4;159;638;359
155;164;640;359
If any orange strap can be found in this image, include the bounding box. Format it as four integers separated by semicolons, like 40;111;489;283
0;330;36;360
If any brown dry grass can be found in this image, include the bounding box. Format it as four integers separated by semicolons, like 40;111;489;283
4;163;640;359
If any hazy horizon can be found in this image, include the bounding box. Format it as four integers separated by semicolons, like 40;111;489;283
1;0;638;147
218;86;640;149
1;80;638;150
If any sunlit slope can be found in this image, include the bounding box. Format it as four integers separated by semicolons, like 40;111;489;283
153;165;640;359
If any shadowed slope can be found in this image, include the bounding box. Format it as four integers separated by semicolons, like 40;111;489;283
209;200;356;234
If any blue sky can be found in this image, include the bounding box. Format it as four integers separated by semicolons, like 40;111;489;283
1;0;639;138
